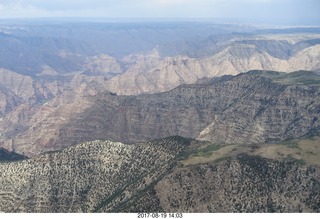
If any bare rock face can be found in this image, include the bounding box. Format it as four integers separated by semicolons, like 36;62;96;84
49;71;320;156
105;44;320;95
0;73;106;156
83;54;122;77
0;69;53;116
1;70;319;157
1;23;320;213
1;30;320;157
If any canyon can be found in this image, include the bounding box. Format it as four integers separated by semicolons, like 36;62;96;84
0;21;320;213
1;70;319;156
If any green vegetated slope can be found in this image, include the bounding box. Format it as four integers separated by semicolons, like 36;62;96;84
0;136;192;212
181;135;320;167
123;135;320;213
0;135;319;213
247;70;320;86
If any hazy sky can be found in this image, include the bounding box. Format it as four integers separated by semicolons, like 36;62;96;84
0;0;319;24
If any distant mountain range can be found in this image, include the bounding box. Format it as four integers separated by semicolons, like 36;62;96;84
0;22;319;77
1;21;320;213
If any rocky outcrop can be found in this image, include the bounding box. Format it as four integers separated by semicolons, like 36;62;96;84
83;54;122;77
105;43;320;95
0;73;107;156
197;72;320;144
1;70;319;156
52;71;320;155
1;22;319;97
1;23;320;213
1;26;320;157
0;69;53;116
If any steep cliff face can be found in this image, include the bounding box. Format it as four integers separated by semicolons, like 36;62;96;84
0;73;107;156
52;71;320;154
1;22;320;97
0;136;319;213
0;69;53;116
1;26;320;157
1;71;319;156
104;42;320;95
197;72;320;144
83;54;123;77
1;23;319;213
